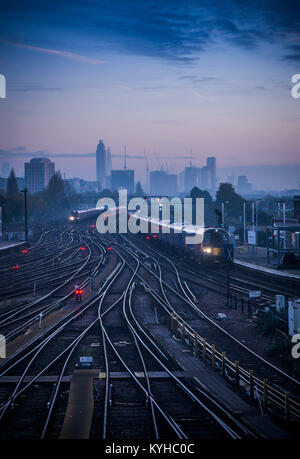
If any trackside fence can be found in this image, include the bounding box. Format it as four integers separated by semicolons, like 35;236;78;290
170;312;300;422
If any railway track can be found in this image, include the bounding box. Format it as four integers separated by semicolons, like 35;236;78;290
0;223;298;439
98;245;251;439
114;234;300;401
0;234;122;439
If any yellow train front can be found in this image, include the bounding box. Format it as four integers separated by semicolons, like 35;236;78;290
186;227;231;263
158;225;231;263
134;211;232;263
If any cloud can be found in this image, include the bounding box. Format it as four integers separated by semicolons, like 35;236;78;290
1;1;300;63
284;44;300;62
112;154;143;159
0;148;49;158
0;148;145;160
0;148;93;159
4;41;104;64
11;85;63;92
114;84;133;91
179;75;219;84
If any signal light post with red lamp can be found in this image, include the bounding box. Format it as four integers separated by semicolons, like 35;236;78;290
75;288;83;303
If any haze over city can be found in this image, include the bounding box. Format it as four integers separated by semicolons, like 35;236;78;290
0;1;299;190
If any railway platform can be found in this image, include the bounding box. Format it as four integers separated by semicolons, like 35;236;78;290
60;369;99;439
234;246;300;279
0;305;75;362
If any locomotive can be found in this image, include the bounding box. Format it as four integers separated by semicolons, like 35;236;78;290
69;205;232;262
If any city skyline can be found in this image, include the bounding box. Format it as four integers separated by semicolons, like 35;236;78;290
0;1;299;190
2;154;300;193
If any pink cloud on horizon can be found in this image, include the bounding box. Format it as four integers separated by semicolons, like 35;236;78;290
4;41;104;64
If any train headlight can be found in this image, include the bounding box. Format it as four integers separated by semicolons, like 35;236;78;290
203;247;212;254
69;216;75;221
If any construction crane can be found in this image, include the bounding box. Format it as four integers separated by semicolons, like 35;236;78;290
155;151;163;171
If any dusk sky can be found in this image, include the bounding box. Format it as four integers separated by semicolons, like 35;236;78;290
0;1;299;188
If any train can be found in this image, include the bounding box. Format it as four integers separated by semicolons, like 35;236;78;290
129;212;232;263
69;206;232;263
69;208;102;222
68;205;126;223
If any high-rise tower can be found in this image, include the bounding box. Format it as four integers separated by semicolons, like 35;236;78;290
96;139;106;189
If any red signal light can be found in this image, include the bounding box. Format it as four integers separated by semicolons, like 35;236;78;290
22;249;28;253
90;224;95;228
146;236;150;240
75;288;83;302
80;246;86;251
107;246;112;251
152;235;157;238
12;265;19;269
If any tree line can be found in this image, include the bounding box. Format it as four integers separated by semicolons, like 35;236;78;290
0;169;283;243
0;169;80;227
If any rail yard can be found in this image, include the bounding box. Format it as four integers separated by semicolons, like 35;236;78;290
0;221;299;441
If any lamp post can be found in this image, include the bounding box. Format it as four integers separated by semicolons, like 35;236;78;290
254;199;262;249
21;187;28;242
222;202;224;228
251;201;255;254
221;200;230;229
283;201;286;250
244;200;255;252
243;201;246;244
277;200;287;251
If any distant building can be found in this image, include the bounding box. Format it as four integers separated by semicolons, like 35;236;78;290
0;177;6;191
105;147;112;189
65;177;81;193
165;174;177;196
206;157;216;191
184;166;200;193
200;166;210;189
227;176;235;186
294;196;300;222
96;139;107;189
111;169;134;194
65;178;99;194
25;158;55;194
178;171;185;193
106;147;112;176
96;140;113;189
1;162;10;178
149;170;177;196
16;177;25;191
237;175;252;195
